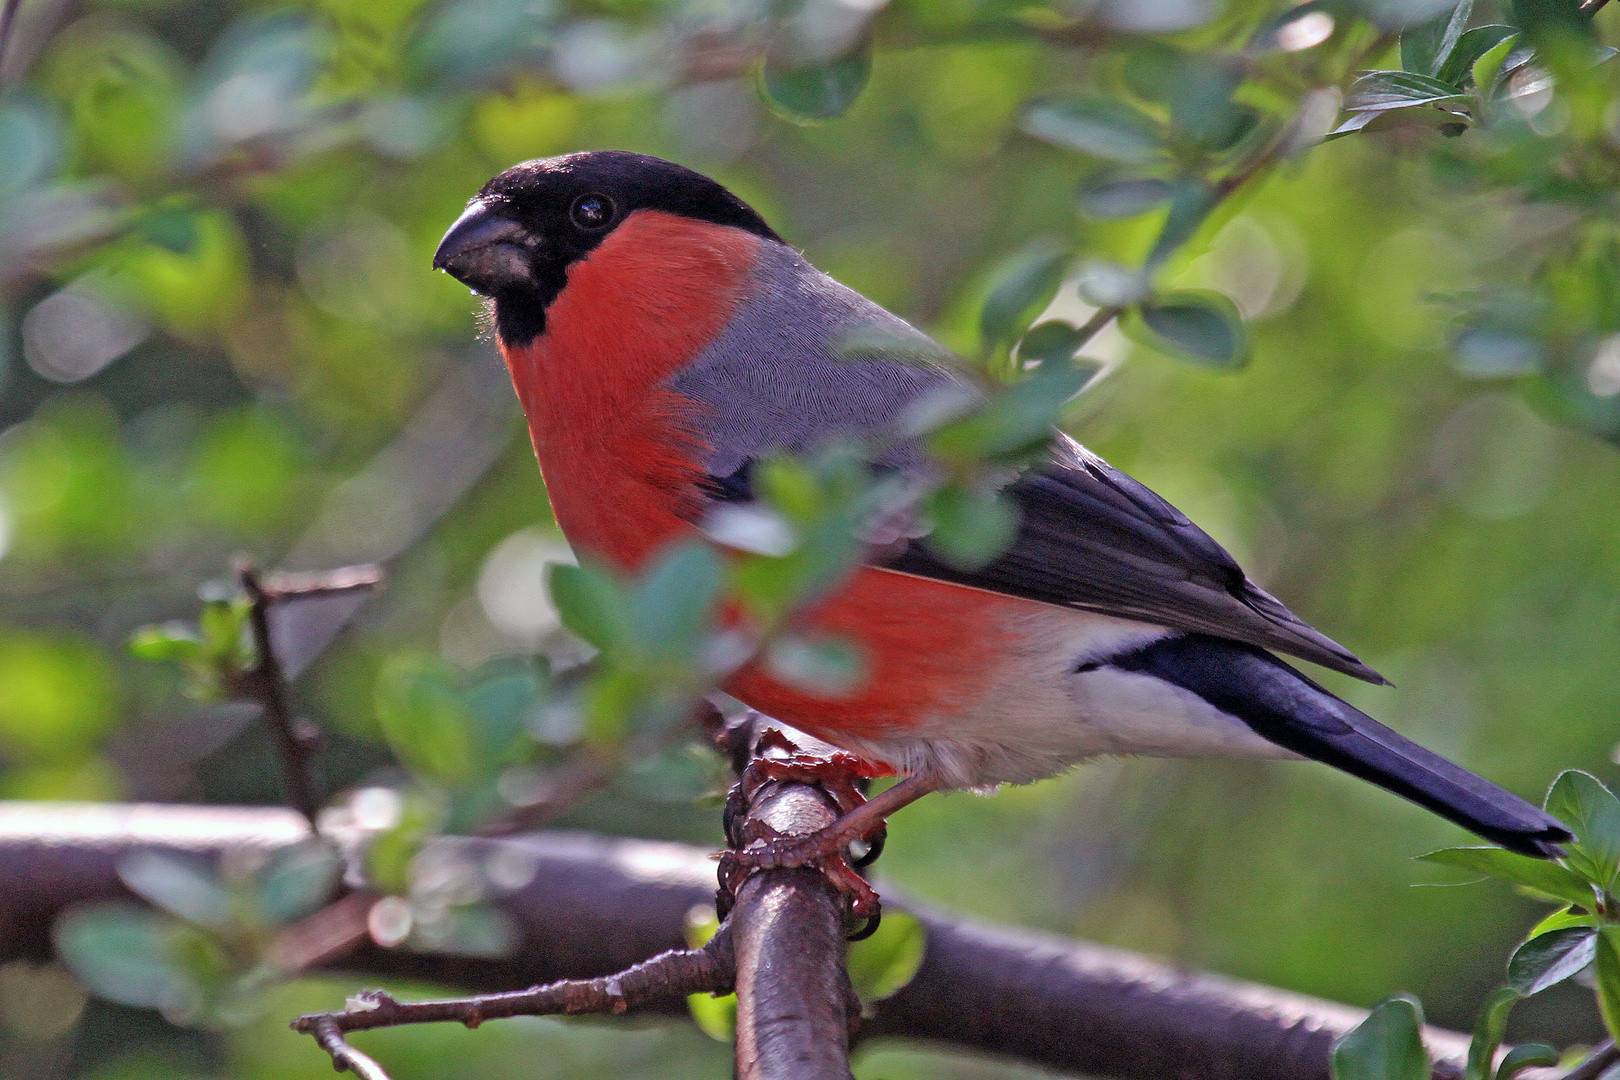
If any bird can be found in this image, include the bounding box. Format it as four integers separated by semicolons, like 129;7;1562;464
432;149;1569;866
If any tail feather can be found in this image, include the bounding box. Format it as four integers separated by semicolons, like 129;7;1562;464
1111;634;1571;858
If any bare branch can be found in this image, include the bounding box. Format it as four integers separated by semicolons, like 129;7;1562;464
237;565;346;826
292;932;734;1079
0;801;1492;1080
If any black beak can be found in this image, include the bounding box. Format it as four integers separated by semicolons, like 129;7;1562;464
433;200;536;295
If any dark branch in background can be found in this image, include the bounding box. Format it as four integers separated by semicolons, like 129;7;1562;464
236;564;379;827
0;801;1499;1080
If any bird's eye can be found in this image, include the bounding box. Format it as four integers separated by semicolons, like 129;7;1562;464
569;193;614;231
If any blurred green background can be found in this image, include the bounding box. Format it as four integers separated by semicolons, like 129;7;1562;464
2;0;1619;1076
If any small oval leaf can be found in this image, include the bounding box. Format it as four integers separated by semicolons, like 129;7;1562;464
1507;926;1598;996
759;41;872;124
1135;291;1248;368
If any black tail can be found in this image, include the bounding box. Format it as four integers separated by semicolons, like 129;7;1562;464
1111;634;1570;858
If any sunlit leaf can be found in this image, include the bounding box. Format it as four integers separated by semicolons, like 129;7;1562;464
760;41;872;124
1463;985;1519;1080
1546;770;1620;893
1471;32;1522;93
1332;996;1429;1080
1417;846;1594;908
688;990;737;1041
846;910;926;1004
128;623;203;663
1506;926;1597;996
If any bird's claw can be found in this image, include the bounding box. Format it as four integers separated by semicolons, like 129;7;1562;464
716;734;891;934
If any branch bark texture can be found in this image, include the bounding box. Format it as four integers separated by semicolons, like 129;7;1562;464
0;800;1490;1080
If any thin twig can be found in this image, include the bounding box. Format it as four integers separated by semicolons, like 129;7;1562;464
292;932;735;1080
237;565;362;826
1561;1041;1619;1080
0;0;22;80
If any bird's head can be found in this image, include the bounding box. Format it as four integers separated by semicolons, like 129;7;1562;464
433;150;779;345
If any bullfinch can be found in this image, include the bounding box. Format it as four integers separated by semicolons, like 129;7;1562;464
433;150;1568;863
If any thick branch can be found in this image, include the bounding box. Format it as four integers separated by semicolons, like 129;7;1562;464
728;765;859;1080
0;801;1492;1080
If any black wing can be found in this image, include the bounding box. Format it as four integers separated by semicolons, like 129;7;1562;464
881;437;1387;684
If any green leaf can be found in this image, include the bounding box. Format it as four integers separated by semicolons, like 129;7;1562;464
1440;26;1519;84
630;542;723;662
1595;926;1620;1042
547;561;634;656
1332;996;1429;1080
198;596;251;662
846;909;926;1004
1020;98;1165;164
54;902;197;1013
1470;31;1521;92
1418;846;1594;908
1546;770;1620;893
1135;291;1248;368
257;840;341;925
1145;182;1217;273
923;485;1019;571
688;990;737;1041
1343;70;1468;112
1401;1;1473;78
117;851;231;930
1464;986;1520;1080
928;356;1088;466
979;239;1072;352
1525;905;1599;939
1076;175;1173;219
1511;0;1595;47
764;634;866;697
759;41;872;124
128;623;203;663
374;654;475;785
1018;321;1086;365
1496;1043;1559;1079
1507;926;1597;996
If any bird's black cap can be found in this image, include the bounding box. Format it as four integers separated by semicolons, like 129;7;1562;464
434;151;780;344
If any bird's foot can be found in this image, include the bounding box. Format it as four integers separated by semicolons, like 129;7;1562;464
716;733;893;933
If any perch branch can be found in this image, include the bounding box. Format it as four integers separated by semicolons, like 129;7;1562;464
0;800;1498;1080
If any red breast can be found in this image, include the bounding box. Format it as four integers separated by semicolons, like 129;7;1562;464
499;210;760;569
499;210;1027;750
